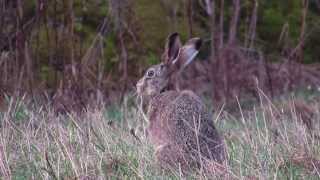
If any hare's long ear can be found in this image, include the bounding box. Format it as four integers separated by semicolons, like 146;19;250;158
163;32;182;64
174;37;202;70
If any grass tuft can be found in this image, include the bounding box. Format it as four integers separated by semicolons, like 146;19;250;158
0;93;319;179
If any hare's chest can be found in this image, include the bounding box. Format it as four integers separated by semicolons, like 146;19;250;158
146;103;175;146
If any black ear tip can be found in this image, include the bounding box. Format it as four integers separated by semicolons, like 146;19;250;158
170;32;179;37
195;38;202;50
168;32;179;41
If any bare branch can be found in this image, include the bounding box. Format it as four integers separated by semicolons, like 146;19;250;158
228;0;240;45
248;0;258;49
289;0;309;62
218;0;224;50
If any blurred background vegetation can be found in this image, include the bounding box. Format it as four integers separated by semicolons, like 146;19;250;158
0;0;320;111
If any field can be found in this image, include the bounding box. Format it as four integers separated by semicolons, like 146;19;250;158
1;90;320;180
2;0;320;179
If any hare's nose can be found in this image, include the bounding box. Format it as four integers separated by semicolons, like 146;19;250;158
136;78;144;87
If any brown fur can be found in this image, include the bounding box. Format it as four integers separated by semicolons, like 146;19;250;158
147;90;226;171
136;33;225;173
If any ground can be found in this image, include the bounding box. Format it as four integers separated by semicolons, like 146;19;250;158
0;90;320;179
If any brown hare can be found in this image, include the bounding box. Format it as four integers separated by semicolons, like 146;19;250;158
136;33;226;174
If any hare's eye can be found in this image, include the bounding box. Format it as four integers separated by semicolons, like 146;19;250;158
146;70;155;78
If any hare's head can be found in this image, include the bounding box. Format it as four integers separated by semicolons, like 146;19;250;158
136;33;202;99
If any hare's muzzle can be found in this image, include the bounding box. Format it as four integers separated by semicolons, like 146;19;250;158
136;78;145;95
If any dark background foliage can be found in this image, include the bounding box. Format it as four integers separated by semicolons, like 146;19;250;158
0;0;320;111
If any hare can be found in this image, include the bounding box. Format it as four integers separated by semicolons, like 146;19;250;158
136;33;226;173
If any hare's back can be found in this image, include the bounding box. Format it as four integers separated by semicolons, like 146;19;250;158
147;90;203;139
164;90;225;163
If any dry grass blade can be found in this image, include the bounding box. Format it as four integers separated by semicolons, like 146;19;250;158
0;93;317;179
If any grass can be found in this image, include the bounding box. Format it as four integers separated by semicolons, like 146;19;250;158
0;91;320;179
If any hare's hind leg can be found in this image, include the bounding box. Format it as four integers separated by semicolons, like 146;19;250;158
202;159;229;178
155;144;194;173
